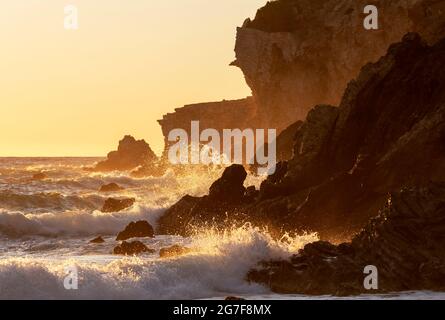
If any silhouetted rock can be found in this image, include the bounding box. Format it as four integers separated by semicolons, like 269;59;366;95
157;165;254;236
101;198;135;213
116;220;154;241
113;241;154;256
225;296;246;301
89;236;105;244
32;173;47;180
99;183;124;192
247;183;445;295
159;245;192;259
93;135;157;172
209;165;247;203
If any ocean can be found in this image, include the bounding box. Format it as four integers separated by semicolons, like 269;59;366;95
0;157;443;300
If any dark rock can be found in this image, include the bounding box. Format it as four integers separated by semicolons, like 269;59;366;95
92;135;157;172
116;220;154;241
113;241;154;256
32;173;47;180
235;0;445;133
159;245;192;259
89;236;105;244
247;183;445;295
99;183;124;192
209;164;247;203
101;198;135;213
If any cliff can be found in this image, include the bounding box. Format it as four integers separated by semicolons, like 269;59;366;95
233;0;445;131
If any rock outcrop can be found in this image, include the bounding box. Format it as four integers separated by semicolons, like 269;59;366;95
101;198;135;213
157;165;257;236
116;220;155;241
159;245;193;259
99;183;124;192
113;241;154;256
247;183;445;295
92;135;157;172
234;0;445;132
158;33;445;242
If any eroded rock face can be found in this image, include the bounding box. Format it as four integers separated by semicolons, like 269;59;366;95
113;241;154;256
89;236;105;244
116;220;155;241
158;34;445;242
93;135;157;172
101;198;135;213
157;165;255;236
247;183;445;295
234;0;445;131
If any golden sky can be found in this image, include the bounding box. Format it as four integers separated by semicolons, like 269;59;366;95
0;0;266;156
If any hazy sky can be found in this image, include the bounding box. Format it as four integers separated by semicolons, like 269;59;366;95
0;0;267;156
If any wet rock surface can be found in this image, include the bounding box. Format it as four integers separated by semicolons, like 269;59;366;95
89;236;105;244
247;183;445;295
159;245;193;259
116;220;155;241
159;34;445;241
113;241;154;256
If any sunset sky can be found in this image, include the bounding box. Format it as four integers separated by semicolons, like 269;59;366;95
0;0;267;156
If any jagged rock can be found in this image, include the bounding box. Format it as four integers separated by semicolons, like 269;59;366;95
32;173;47;180
116;220;154;241
89;236;105;244
234;0;445;132
157;165;254;236
113;241;154;256
159;245;192;259
208;164;247;203
99;183;124;192
101;198;135;213
92;135;157;172
247;182;445;295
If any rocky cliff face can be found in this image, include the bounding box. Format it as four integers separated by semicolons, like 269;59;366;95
158;98;258;155
233;0;445;132
91;135;157;172
158;33;445;242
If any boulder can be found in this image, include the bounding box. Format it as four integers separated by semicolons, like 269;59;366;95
99;183;124;192
113;241;154;256
116;220;154;241
101;198;135;213
89;236;105;244
159;245;192;259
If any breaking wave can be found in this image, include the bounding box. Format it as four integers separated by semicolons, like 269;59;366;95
0;225;318;299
